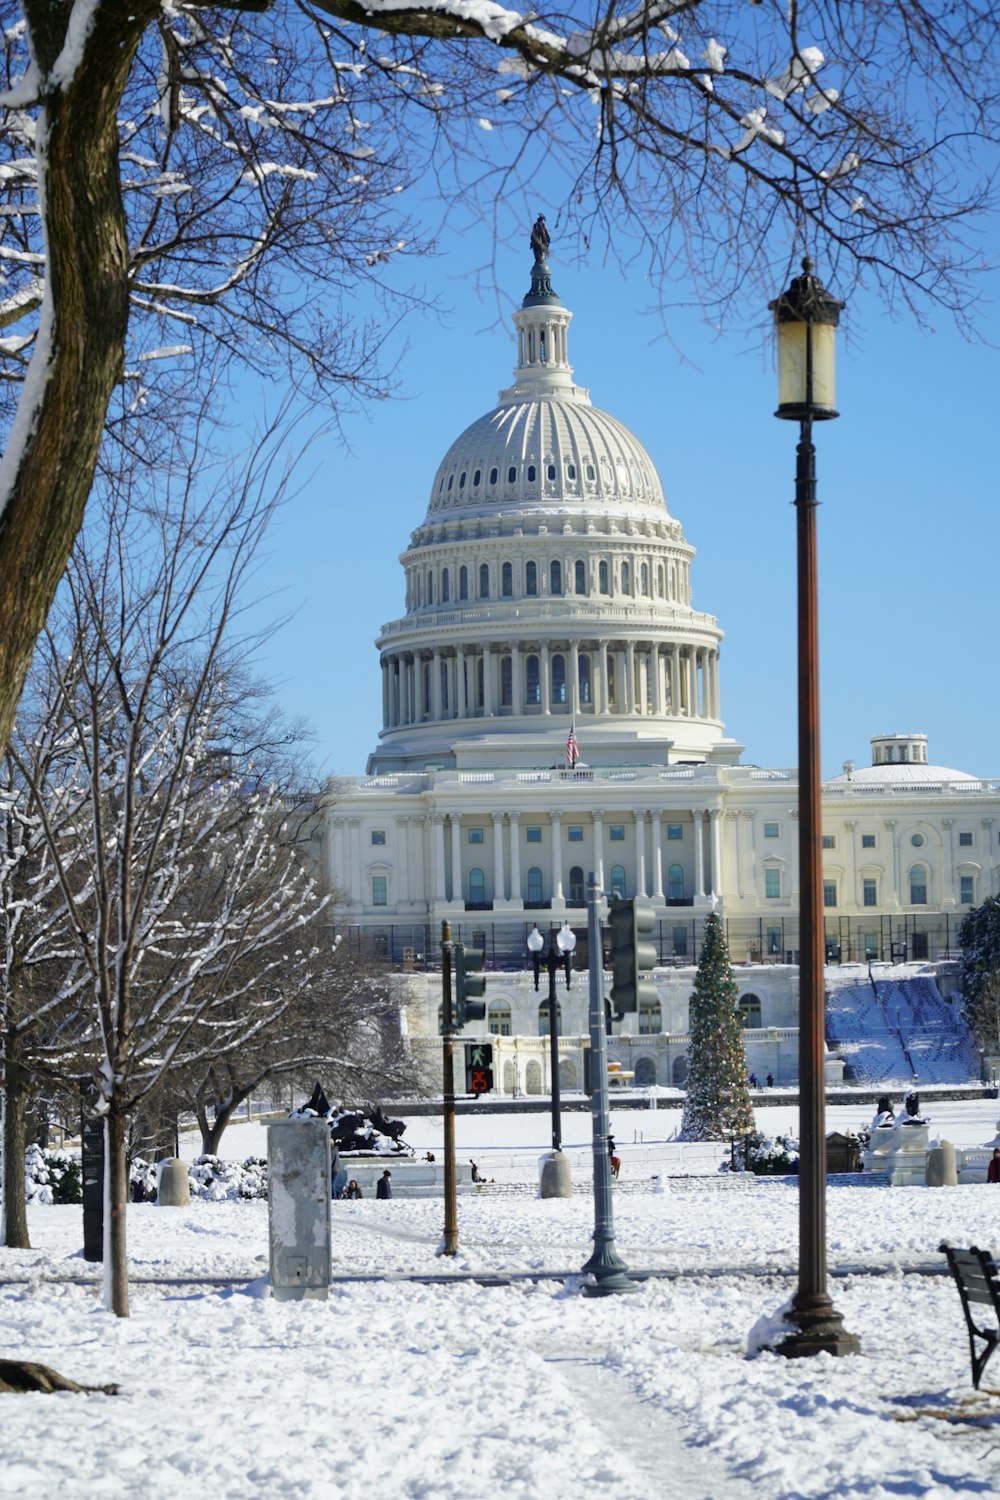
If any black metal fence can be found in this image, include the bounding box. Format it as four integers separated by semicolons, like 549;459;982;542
342;911;964;972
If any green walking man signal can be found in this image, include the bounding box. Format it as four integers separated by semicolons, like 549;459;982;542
465;1042;494;1094
608;897;658;1013
453;942;487;1029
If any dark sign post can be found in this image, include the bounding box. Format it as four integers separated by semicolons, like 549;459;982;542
80;1080;104;1263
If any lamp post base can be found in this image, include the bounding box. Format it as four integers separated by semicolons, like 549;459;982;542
581;1238;638;1298
776;1295;860;1358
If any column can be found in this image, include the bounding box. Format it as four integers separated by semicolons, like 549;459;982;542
635;809;647;897
550;811;564;902
570;641;580;716
626;642;636;714
651;812;664;901
508;814;522;902
711;651;721;719
652;645;663;716
670;646;680;716
433;814;447;903
381;659;390;729
348;818;362;902
694;809;706;897
431;649;442;721
688;651;698;720
541;643;551;714
457;646;467;720
592;810;605;892
884;820;899;908
450;813;462;903
395;817;410;905
415;653;426;722
492;812;505;902
599;642;611;715
485;644;497;716
709;808;723;900
512;644;524;714
328;818;345;890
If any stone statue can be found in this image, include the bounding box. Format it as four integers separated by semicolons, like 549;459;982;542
530;214;550;263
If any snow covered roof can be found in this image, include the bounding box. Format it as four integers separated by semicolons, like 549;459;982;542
828;762;979;786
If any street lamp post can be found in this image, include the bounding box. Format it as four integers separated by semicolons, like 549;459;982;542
770;257;859;1358
544;921;576;1152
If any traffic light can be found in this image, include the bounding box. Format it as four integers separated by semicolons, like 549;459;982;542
465;1042;494;1094
608;897;658;1013
453;942;487;1028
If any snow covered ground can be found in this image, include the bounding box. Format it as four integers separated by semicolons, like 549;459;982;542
7;1099;1000;1500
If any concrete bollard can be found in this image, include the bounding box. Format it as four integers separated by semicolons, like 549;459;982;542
538;1151;572;1199
925;1140;958;1187
157;1158;191;1206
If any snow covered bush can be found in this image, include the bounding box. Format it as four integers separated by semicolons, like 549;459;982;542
24;1146;83;1204
188;1156;268;1201
731;1132;800;1176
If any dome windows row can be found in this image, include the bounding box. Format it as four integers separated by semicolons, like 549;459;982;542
433;454;653;503
406;554;689;610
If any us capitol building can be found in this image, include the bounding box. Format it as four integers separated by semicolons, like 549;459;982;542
320;228;999;1094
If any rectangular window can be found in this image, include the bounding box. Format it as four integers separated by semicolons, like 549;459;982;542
959;831;974;847
861;834;876;849
823;880;837;908
863;878;877;908
766;926;782;956
961;875;975;904
671;925;688;957
822;834;836;849
763;822;779;839
568;826;584;842
765;868;781;899
609;825;625;842
864;932;879;960
666;823;683;841
526;827;542;844
370;829;386;846
371;876;387;906
468;828;484;844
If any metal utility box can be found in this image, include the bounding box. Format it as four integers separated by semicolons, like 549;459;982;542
267;1118;331;1301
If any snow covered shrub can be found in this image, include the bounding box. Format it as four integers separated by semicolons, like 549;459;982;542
189;1155;268;1201
731;1132;800;1176
24;1145;83;1204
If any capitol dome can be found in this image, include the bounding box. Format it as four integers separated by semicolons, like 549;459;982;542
369;230;737;775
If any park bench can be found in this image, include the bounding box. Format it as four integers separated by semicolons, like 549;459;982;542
939;1242;1000;1388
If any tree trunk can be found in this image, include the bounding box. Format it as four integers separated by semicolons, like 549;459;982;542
201;1089;248;1157
106;1104;129;1318
0;2;154;755
2;1054;30;1249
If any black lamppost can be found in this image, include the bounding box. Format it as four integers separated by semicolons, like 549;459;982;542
770;257;859;1358
543;922;575;1152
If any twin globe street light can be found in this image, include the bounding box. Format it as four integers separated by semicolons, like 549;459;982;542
770;257;860;1358
527;920;576;1153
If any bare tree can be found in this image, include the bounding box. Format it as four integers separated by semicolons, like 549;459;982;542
0;0;996;759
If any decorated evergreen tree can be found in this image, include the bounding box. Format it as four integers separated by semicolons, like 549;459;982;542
958;896;1000;1051
679;914;754;1141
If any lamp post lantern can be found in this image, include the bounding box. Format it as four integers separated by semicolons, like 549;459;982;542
769;257;859;1358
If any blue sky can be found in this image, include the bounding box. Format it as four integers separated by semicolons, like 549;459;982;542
245;210;999;783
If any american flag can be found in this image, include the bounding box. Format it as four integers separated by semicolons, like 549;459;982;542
566;724;579;767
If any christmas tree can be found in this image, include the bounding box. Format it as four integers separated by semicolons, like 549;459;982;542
679;912;754;1141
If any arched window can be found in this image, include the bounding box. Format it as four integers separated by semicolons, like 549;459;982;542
638;1001;662;1036
551;653;566;705
442;568;450;602
459;566;468;600
547;463;556;481
479;563;490;598
909;864;928;905
668;863;684;901
507;465;517;484
525;1060;542;1094
490;467;498;485
640;563;648;595
459;471;466;489
526;866;544;904
599;560;609;594
578;653;591;705
527;464;536;482
568;866;585;904
526;654;540;705
739;994;762;1028
502;561;513;597
427;571;434;604
635;1056;657;1086
620;561;631;595
610;864;627;899
488;1001;512;1037
500;654;513;707
468;867;486;906
538;998;562;1037
526;561;538;596
575;560;586;594
550;560;562;596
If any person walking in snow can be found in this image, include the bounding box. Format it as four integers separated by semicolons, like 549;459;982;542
376;1169;393;1200
988;1149;1000;1184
